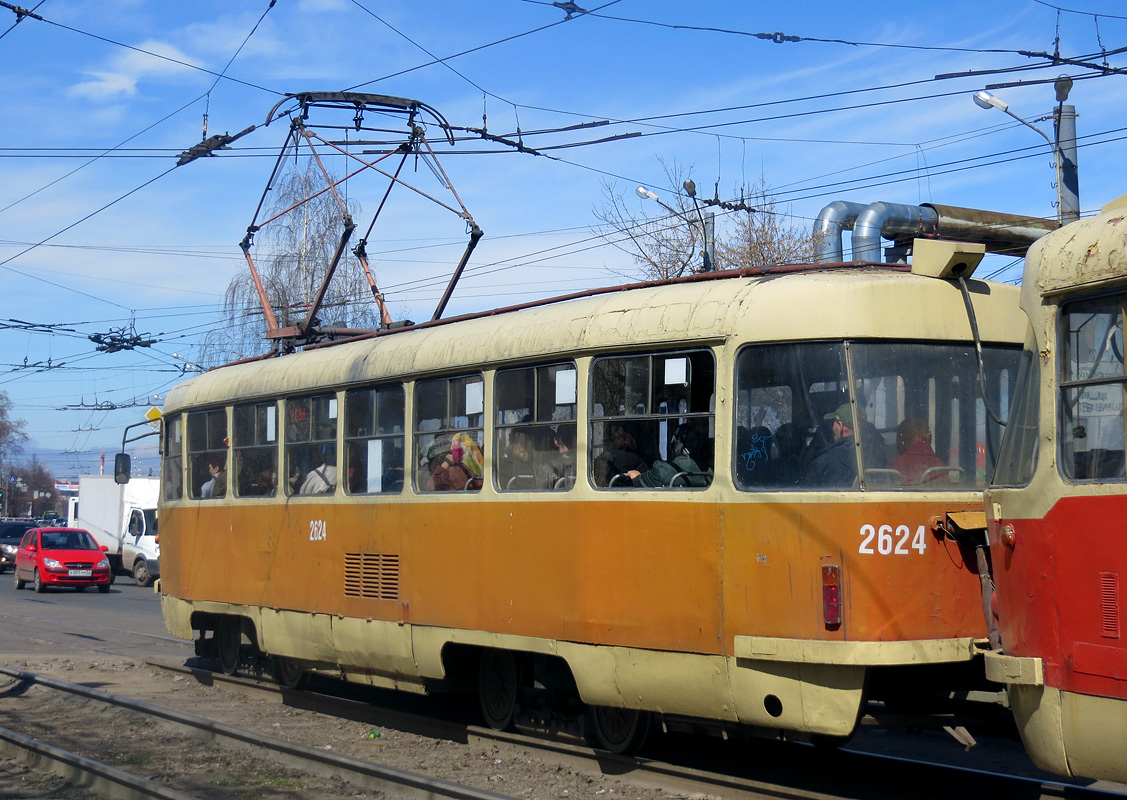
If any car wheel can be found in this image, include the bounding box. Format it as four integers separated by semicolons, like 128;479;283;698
97;583;110;594
133;560;152;587
0;565;6;574
32;569;45;593
14;571;25;590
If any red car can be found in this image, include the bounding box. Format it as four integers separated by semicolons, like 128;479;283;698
13;527;112;593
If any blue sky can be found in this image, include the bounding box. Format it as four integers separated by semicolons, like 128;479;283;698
2;0;1126;477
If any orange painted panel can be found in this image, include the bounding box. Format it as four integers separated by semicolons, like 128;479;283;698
162;496;988;656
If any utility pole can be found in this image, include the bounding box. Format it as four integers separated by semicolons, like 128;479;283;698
1054;76;1080;224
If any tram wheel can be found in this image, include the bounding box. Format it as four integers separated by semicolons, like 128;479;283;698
477;649;518;731
273;656;310;691
215;619;241;675
585;706;651;755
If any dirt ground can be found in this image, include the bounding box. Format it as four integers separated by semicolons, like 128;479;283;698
0;657;689;800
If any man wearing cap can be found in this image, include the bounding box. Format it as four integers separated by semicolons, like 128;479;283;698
804;402;862;488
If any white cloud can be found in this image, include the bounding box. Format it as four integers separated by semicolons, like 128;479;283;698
67;72;138;99
67;39;200;99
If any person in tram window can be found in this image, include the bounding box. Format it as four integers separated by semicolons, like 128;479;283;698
427;433;483;491
300;446;337;494
200;454;226;498
598;424;648;487
804;403;861;488
891;418;945;484
541;423;577;489
628;423;710;488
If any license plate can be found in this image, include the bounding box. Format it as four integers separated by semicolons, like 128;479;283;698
68;569;92;578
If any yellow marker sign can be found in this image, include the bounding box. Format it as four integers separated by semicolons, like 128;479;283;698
145;406;163;422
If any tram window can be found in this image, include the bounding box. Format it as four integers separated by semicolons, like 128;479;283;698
414;374;485;492
590;350;714;489
162;414;183;501
994;344;1040;486
851;342;1019;490
495;363;577;492
1060;295;1127;480
186;408;228;499
285;394;338;495
344;384;405;494
734;343;849;490
233;401;278;497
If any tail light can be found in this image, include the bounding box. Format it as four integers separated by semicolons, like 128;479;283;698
822;563;842;629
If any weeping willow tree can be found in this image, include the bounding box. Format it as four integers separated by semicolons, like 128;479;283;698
200;160;385;367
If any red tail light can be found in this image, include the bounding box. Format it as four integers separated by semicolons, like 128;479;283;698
822;564;842;629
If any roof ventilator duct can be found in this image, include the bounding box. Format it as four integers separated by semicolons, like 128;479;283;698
812;201;1058;264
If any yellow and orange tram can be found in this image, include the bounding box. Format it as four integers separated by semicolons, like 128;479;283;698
159;247;1026;752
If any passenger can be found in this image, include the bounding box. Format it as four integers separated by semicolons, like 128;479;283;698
628;423;710;488
892;418;946;484
771;422;806;487
541;424;577;489
599;425;648;486
300;454;337;494
499;430;536;489
200;455;226;498
804;403;861;488
427;433;483;491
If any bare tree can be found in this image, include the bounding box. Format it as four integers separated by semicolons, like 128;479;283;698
594;162;813;280
0;391;27;483
201;160;384;367
593;158;704;281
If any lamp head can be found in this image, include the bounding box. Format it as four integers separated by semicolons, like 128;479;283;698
682;179;697;198
635;186;659;202
1054;74;1073;103
973;90;1008;112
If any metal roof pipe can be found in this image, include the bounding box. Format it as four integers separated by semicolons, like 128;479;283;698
852;202;939;262
812;200;868;263
923;204;1058;256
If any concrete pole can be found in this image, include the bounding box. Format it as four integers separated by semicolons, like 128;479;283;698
1055;104;1080;224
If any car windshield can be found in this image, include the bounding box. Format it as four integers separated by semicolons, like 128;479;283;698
40;531;97;550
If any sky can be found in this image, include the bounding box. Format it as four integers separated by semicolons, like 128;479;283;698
2;0;1126;480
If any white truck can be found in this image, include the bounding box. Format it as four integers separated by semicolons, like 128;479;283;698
66;475;160;587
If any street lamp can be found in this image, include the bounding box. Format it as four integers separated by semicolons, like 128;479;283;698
972;81;1079;223
635;185;715;271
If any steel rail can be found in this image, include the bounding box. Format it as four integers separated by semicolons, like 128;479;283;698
142;661;1119;800
0;722;198;800
0;665;518;800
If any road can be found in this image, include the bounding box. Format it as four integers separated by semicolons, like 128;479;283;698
0;573;194;664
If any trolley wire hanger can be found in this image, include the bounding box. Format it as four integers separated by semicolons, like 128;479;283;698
240;91;483;350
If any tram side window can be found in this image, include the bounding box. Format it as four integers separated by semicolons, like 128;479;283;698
186;409;228;499
994;343;1041;486
1060;295;1127;480
590;350;714;488
495;363;578;492
162;414;183;501
233;401;278;497
734;343;850;490
415;374;485;492
285;394;338;495
344;384;405;494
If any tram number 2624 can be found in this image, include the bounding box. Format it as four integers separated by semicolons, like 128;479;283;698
858;524;927;556
309;520;328;542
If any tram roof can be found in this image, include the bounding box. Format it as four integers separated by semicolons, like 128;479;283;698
1022;193;1127;304
167;264;1024;411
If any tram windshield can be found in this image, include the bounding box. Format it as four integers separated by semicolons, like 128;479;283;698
1059;293;1127;480
734;340;1021;491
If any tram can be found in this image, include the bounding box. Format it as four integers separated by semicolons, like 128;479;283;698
158;240;1029;753
985;195;1127;783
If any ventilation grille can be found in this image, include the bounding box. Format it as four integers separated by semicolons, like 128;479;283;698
1099;572;1119;639
344;553;400;600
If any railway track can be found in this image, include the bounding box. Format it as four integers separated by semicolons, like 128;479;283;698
139;660;1120;800
0;664;518;800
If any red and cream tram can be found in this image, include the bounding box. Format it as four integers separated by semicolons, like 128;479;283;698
158;243;1027;752
986;195;1127;783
